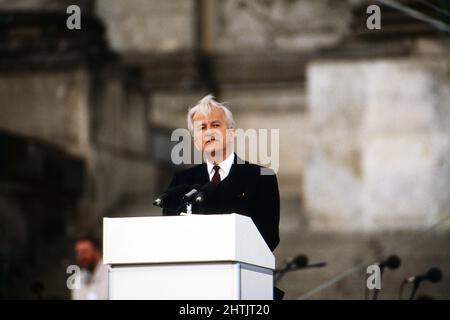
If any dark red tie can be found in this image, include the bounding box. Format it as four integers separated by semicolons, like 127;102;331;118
211;165;221;185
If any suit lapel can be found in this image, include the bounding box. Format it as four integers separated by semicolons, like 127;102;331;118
195;163;210;185
221;153;247;194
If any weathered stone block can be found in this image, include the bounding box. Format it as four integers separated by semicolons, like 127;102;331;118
305;58;450;231
96;0;194;53
0;70;90;157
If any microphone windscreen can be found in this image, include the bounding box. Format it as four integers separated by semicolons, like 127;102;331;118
292;255;308;268
386;255;401;270
427;268;442;283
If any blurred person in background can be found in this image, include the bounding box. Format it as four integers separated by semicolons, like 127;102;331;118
71;236;108;300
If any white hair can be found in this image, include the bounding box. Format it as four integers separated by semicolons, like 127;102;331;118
187;94;235;134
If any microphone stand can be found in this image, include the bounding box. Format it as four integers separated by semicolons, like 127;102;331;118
274;264;292;283
154;198;195;216
274;256;304;283
155;202;187;216
398;279;422;300
409;281;420;300
367;255;401;300
275;262;326;283
372;267;385;300
184;201;193;215
180;185;202;215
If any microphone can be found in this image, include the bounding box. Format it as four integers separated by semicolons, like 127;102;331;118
153;184;189;207
280;254;327;271
195;182;218;203
402;267;442;300
182;184;202;202
274;254;306;282
275;254;308;275
405;267;442;284
275;254;326;283
304;261;328;269
379;255;401;271
288;254;309;270
371;255;401;300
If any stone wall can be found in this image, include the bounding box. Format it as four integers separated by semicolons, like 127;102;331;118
214;0;351;52
305;56;450;231
0;0;92;12
95;0;352;54
0;66;157;298
96;0;195;53
0;70;91;158
75;65;157;233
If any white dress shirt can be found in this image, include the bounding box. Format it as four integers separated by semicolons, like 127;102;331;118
206;152;235;182
71;259;109;300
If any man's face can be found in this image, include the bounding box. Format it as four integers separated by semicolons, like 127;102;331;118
75;240;99;271
192;107;234;159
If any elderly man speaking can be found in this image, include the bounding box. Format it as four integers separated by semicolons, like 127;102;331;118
162;94;280;252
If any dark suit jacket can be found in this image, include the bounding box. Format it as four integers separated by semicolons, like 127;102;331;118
162;154;280;252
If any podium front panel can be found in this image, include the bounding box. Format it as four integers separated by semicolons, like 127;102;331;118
109;262;273;300
104;214;275;300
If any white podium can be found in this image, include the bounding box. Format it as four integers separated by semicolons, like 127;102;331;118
103;214;275;300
